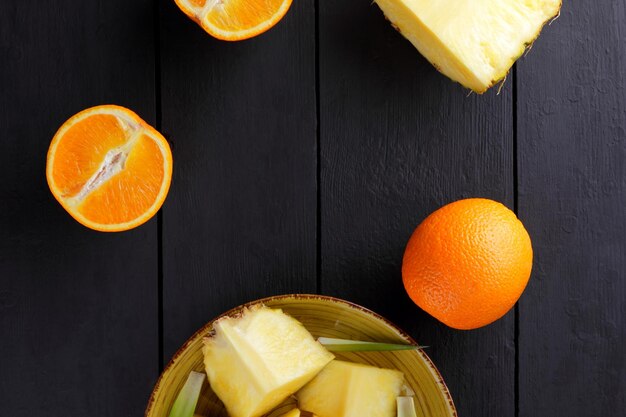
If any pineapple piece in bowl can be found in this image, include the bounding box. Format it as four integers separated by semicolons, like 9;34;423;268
202;306;334;417
278;409;310;417
297;360;404;417
145;295;457;417
374;0;561;93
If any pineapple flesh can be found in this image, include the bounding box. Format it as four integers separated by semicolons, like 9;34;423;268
202;306;334;417
278;409;318;417
279;409;302;417
297;360;405;417
375;0;562;93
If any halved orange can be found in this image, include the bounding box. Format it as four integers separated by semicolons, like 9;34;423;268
46;105;173;232
174;0;293;41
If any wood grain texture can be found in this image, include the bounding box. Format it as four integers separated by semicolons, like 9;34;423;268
0;1;158;416
517;1;626;415
159;0;317;361
318;3;515;417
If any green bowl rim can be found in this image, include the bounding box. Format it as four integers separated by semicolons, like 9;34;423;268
144;293;458;417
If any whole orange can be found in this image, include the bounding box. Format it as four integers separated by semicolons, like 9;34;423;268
402;198;533;330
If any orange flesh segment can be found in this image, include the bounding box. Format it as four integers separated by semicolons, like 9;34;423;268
205;0;287;31
52;114;128;198
77;133;165;225
48;107;171;230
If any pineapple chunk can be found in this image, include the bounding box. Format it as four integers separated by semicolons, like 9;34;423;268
375;0;561;93
202;306;334;417
297;360;404;417
278;409;318;417
279;409;302;417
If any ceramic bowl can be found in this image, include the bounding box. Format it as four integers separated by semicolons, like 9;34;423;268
145;294;457;417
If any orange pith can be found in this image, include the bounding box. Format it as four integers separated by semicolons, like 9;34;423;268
46;105;172;232
402;198;533;330
174;0;293;41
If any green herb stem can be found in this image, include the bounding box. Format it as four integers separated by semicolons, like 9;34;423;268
168;371;205;417
317;337;425;352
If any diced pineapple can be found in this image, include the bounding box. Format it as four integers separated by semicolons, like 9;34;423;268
297;360;404;417
202;306;334;417
374;0;561;93
278;409;318;417
279;409;301;417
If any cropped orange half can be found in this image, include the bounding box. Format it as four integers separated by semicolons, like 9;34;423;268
46;105;173;232
175;0;293;41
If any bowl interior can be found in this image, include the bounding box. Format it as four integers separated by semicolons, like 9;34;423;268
145;295;456;417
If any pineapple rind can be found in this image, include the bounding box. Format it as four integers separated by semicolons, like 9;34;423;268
203;306;334;417
375;0;562;93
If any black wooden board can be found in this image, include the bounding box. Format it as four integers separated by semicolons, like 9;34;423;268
0;1;158;416
1;0;625;416
318;3;515;417
158;0;318;361
517;1;626;415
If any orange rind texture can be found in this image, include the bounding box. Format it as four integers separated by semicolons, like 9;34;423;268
402;198;533;329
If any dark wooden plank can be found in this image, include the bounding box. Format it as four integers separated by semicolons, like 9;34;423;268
319;3;515;417
0;1;158;416
517;1;626;415
159;0;317;361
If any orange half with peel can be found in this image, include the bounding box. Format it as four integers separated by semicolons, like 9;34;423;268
175;0;293;41
46;105;173;232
